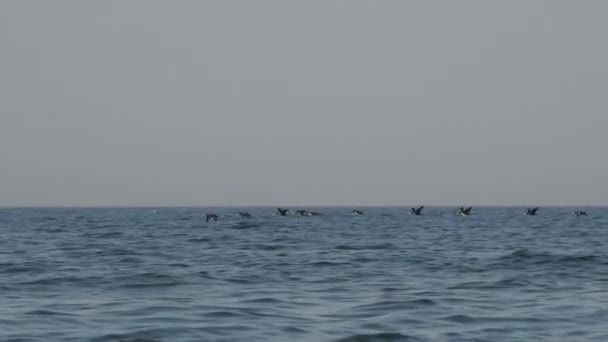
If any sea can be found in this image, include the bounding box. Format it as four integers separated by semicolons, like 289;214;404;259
1;207;607;342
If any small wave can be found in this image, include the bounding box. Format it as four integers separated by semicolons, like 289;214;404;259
360;323;390;330
112;272;186;289
223;275;267;285
352;299;437;312
96;315;213;339
327;300;437;319
83;223;120;230
187;238;210;243
0;262;47;274
281;326;308;334
248;244;285;251
118;257;143;263
34;227;65;233
93;232;124;239
197;324;256;335
231;222;261;229
350;257;375;263
448;277;532;290
91;333;163;342
368;299;435;310
96;248;140;257
24;309;76;316
308;277;352;284
442;314;475;323
5;337;40;342
241;297;283;304
203;310;249;318
565;330;588;337
196;271;218;280
308;261;351;267
335;243;395;251
333;332;422;342
489;249;602;268
17;275;106;287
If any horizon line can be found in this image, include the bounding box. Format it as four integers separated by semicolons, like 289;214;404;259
1;204;606;209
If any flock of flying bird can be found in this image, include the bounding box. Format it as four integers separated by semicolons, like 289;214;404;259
204;206;589;222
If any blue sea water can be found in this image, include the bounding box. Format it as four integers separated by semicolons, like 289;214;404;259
1;207;607;342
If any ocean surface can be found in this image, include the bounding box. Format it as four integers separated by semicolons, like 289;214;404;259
1;207;607;342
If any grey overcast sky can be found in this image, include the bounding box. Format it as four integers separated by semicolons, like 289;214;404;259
1;1;607;207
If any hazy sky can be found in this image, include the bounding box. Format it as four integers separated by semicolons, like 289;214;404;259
1;1;607;206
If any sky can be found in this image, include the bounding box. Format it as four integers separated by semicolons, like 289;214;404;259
1;1;607;206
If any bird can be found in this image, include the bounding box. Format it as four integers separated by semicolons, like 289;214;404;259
459;206;473;216
525;207;540;215
410;205;424;215
295;210;322;216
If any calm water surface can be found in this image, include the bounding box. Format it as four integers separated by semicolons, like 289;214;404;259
1;207;607;341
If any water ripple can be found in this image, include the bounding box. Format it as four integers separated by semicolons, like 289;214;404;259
1;207;608;341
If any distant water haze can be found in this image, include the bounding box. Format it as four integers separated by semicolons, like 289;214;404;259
1;1;607;206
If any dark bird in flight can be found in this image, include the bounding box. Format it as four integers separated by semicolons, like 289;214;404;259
276;208;289;216
205;214;218;222
410;206;424;216
459;206;473;216
239;212;252;218
525;207;540;216
574;211;588;217
353;210;364;216
295;210;322;216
